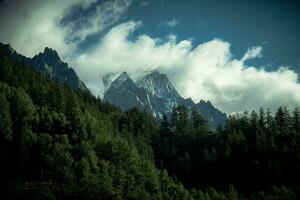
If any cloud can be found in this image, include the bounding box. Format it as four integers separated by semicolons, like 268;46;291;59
161;19;179;27
241;46;262;62
140;0;151;7
73;20;191;85
73;21;300;114
62;0;132;44
0;0;132;57
1;1;299;114
0;0;76;57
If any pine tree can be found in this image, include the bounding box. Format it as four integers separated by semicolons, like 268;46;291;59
171;107;178;130
192;110;207;132
292;107;300;133
259;107;266;130
160;114;172;138
266;108;274;131
250;111;258;130
275;107;286;132
0;93;12;145
176;105;189;135
241;110;249;133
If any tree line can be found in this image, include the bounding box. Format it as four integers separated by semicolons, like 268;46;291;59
0;54;299;199
154;105;300;195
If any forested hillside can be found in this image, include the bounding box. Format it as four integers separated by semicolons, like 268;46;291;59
153;106;300;195
0;54;299;200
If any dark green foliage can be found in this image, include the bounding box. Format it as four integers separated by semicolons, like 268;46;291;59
0;55;194;200
0;93;12;145
1;54;300;200
154;105;300;199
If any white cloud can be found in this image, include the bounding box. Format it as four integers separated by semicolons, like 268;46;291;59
161;19;179;27
1;1;299;114
140;0;151;7
0;0;77;57
63;0;132;43
73;21;300;114
0;0;132;57
241;46;262;62
73;20;191;85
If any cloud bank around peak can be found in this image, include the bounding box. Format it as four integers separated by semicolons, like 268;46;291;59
1;0;299;114
73;21;300;114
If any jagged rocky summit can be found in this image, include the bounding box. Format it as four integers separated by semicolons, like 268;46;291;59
0;43;88;92
0;42;226;129
104;70;227;129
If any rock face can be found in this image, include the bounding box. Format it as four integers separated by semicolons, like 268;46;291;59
0;42;226;129
104;70;227;129
0;43;88;92
104;72;153;112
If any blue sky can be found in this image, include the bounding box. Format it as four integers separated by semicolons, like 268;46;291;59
1;0;300;113
76;0;300;70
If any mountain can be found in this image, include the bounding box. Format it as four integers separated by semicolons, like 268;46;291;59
136;70;180;99
0;43;88;91
104;70;227;129
104;72;154;112
0;43;226;128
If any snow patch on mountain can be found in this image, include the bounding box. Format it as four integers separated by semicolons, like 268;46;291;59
103;70;227;130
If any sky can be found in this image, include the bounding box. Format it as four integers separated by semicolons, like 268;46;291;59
0;0;300;114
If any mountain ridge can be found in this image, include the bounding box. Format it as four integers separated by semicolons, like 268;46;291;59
0;42;227;129
104;70;227;129
0;43;88;92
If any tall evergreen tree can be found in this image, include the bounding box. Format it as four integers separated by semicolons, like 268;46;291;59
258;107;266;130
0;93;12;145
292;107;300;132
160;114;172;138
191;110;207;132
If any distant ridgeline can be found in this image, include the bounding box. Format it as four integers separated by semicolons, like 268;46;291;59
0;42;226;129
0;43;88;91
104;71;227;130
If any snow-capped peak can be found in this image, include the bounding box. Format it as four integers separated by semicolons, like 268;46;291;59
136;70;180;98
110;72;130;88
103;70;227;130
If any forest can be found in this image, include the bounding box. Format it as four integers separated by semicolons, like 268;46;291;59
0;54;299;199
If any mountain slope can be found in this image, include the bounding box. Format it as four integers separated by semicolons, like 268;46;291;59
0;53;196;199
104;72;155;113
136;70;180;99
104;70;227;129
0;43;88;91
